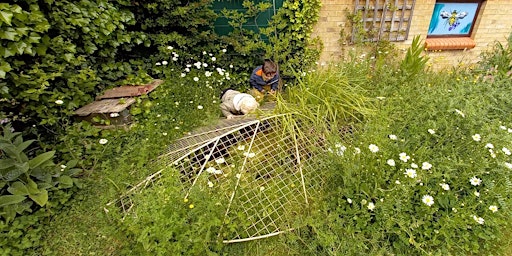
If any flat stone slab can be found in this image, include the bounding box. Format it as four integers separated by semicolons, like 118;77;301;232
96;79;163;100
74;98;136;116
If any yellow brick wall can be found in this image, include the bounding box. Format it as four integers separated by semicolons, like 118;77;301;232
311;0;512;68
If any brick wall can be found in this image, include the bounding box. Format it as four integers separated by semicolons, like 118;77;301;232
312;0;512;68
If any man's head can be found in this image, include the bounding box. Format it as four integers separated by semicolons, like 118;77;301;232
262;59;277;81
239;96;259;114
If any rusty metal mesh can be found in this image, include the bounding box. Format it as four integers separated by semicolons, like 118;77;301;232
107;113;329;243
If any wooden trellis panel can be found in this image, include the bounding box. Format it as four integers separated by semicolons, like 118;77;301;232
354;0;417;42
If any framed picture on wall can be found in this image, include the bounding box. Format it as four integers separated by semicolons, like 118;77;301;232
427;1;483;37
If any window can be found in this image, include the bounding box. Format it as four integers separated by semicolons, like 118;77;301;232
427;1;483;37
425;0;484;50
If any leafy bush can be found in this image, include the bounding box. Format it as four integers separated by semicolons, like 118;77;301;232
0;124;82;221
0;124;82;254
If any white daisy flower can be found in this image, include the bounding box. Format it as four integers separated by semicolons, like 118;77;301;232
399;152;410;162
215;157;225;164
55;100;64;105
439;183;450;191
367;202;375;211
470;176;482;186
472;215;484;225
99;139;108;145
502;147;511;155
347;198;352;204
489;149;497;158
387;159;396;166
422;195;434;206
489;205;498;213
368;144;379;153
472;134;481;142
485;143;494;149
243;152;256;158
388;134;397;140
404;169;417;178
422;162;432;170
428;129;436;134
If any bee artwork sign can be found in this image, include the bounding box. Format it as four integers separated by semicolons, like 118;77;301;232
427;1;482;37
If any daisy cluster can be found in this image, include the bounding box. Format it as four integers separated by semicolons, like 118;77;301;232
332;121;512;225
156;47;232;91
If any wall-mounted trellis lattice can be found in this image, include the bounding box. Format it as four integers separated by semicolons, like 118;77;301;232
107;113;329;243
354;0;417;42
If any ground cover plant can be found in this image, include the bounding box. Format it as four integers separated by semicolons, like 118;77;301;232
27;37;512;255
2;1;512;253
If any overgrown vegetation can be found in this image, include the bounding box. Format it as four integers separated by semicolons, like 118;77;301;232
2;0;512;254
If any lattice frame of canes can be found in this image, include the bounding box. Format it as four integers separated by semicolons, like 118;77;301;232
107;114;327;242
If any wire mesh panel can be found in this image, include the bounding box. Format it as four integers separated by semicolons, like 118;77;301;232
354;0;417;42
107;113;327;243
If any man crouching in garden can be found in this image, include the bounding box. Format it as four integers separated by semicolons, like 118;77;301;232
220;89;259;119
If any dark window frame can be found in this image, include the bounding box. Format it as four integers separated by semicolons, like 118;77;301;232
427;0;484;38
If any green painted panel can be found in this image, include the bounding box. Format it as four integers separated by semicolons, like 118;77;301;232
212;0;284;35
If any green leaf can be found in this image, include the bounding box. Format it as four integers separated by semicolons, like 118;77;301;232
0;10;13;26
16;139;34;152
7;181;29;196
28;150;55;169
0;195;26;207
28;189;48;207
1;205;17;222
0;143;19;159
26;178;39;194
0;47;14;58
0;158;15;169
0;30;17;41
4;162;29;181
58;175;73;188
66;159;78;168
64;53;73;62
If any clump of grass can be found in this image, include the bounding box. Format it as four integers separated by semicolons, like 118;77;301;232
275;64;375;131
